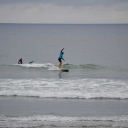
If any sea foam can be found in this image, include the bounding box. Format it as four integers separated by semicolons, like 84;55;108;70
0;115;128;128
0;78;128;99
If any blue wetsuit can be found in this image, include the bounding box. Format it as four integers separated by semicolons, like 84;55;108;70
58;49;64;62
59;52;63;59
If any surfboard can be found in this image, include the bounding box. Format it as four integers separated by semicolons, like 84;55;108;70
29;61;34;64
48;66;69;72
61;69;69;72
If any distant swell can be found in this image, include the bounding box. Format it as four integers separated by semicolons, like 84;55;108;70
1;63;128;72
12;63;128;72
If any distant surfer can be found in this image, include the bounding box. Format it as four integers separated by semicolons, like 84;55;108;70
18;58;22;64
58;48;65;69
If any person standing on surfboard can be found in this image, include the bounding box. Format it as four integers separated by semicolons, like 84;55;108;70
58;48;65;69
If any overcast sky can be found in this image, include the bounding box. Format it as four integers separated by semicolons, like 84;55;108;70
0;0;128;24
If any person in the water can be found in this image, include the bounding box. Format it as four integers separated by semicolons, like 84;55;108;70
18;58;22;64
58;48;65;69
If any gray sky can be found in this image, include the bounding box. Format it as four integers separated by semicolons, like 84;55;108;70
0;0;128;24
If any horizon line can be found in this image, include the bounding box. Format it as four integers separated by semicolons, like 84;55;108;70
0;23;128;25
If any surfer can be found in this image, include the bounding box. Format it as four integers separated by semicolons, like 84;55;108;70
18;58;22;64
58;48;65;69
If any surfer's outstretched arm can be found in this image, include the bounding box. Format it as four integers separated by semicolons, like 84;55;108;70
62;58;65;61
61;48;65;61
61;48;64;52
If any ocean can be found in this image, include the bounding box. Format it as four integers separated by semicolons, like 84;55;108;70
0;24;128;128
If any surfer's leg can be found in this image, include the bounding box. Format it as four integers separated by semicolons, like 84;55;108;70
60;62;62;69
58;58;60;68
58;62;62;68
58;58;62;69
58;63;60;68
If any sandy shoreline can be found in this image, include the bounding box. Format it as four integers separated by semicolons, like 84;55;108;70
0;96;128;117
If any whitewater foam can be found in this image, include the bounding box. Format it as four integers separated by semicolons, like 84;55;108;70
0;78;128;99
15;63;55;68
0;115;128;128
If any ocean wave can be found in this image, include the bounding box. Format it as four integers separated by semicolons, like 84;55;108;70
1;63;128;72
0;95;128;100
63;63;106;69
12;63;128;72
0;78;128;100
14;63;55;68
0;115;128;128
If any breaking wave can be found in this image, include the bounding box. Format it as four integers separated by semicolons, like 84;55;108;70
0;78;128;100
11;63;128;72
0;115;128;128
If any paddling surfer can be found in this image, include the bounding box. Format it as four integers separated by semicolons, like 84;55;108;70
18;58;22;64
58;48;65;69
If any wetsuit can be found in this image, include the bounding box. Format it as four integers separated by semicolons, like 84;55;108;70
18;58;22;64
58;49;64;62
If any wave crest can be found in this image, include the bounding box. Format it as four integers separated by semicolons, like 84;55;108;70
0;78;128;100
